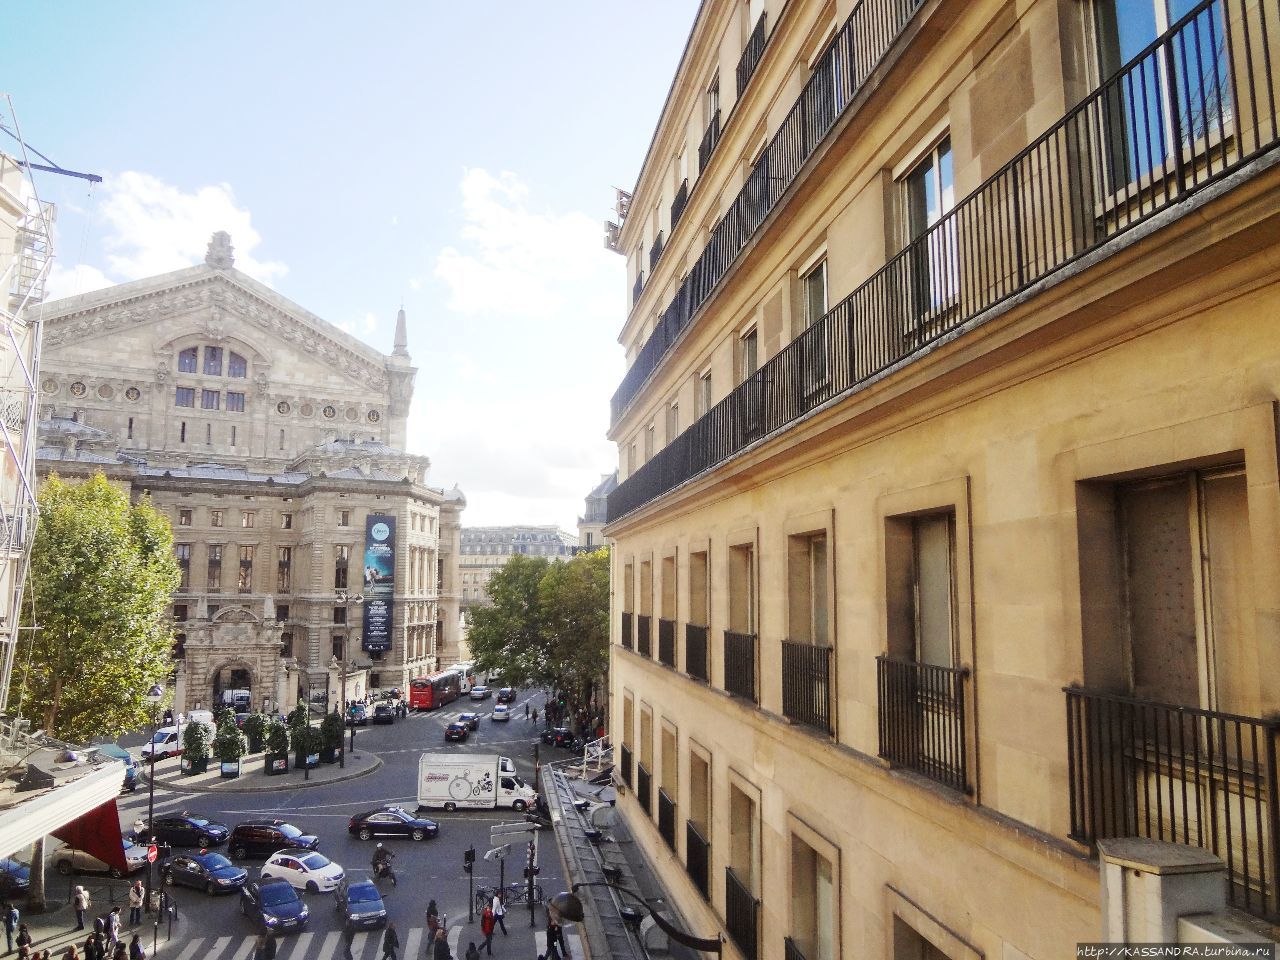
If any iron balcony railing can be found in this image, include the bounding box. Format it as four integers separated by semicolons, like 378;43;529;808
658;788;677;850
637;614;652;658
725;867;760;960
686;821;710;899
724;630;757;703
782;640;833;734
619;743;633;789
685;623;709;683
671;179;690;231
609;0;1280;521
649;231;665;272
698;109;722;173
637;762;652;817
1066;687;1280;923
877;655;971;794
621;612;633;650
658;618;677;668
736;12;768;97
632;270;644;307
612;0;926;423
784;938;809;960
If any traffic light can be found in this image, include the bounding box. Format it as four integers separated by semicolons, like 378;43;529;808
463;845;475;874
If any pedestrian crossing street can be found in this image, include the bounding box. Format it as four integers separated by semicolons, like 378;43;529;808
156;924;582;958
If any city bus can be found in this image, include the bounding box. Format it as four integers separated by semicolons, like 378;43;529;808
409;671;462;711
445;662;475;694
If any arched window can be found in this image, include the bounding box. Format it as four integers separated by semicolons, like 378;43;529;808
178;347;198;373
228;353;248;378
203;346;223;376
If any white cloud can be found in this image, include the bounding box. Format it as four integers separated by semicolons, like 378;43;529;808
338;311;379;337
44;262;113;299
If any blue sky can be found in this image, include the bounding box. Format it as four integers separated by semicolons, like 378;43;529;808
8;1;696;528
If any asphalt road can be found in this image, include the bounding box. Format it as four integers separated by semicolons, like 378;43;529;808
87;691;582;958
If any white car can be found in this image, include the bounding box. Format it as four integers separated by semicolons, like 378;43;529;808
469;685;490;701
53;842;149;879
260;849;344;893
492;703;511;722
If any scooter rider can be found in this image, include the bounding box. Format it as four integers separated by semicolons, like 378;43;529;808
372;843;397;884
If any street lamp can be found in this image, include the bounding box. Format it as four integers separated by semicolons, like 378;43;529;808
143;684;164;916
334;591;364;769
548;882;722;953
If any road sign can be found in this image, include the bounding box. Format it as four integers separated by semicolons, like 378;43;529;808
490;821;536;837
484;844;510;862
490;826;537;846
146;845;158;863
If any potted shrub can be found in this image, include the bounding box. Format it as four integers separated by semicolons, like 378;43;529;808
294;724;322;771
180;718;210;775
287;703;310;739
242;712;268;754
213;712;245;778
263;717;290;775
320;711;344;764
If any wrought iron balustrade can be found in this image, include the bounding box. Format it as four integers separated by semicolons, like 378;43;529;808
631;270;644;307
736;13;768;97
698;109;722;173
658;618;676;667
725;867;759;960
685;623;709;682
649;232;665;271
637;762;652;816
619;743;633;789
782;640;833;734
620;612;632;650
637;614;652;658
877;655;970;794
671;179;689;231
784;938;809;960
686;821;710;898
658;788;676;850
724;630;757;703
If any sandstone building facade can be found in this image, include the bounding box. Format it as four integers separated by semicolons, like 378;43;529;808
605;1;1280;958
458;525;578;611
36;234;463;713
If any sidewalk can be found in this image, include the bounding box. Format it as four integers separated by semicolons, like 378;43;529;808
142;746;381;794
12;876;168;958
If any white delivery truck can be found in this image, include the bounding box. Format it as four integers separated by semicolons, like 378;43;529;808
417;754;536;812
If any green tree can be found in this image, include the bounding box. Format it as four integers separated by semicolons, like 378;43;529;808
12;473;180;741
213;712;245;763
465;554;551;689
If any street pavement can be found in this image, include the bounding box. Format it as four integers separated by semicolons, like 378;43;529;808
26;691;583;959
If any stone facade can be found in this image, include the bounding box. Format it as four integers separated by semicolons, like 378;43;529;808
576;472;615;553
36;234;464;712
458;525;578;611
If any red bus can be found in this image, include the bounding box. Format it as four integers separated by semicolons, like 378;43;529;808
409;671;461;711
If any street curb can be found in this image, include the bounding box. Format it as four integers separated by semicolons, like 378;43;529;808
139;755;383;794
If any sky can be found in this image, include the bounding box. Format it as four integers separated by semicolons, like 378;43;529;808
5;2;697;529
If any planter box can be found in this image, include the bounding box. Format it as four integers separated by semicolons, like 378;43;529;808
264;753;289;776
320;746;342;764
295;752;319;770
219;760;241;779
180;756;208;776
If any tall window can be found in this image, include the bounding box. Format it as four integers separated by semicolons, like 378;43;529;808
335;545;350;589
210;510;224;528
175;544;191;591
280;513;293;530
802;260;828;329
241;511;256;528
645;423;655;462
228;352;248;378
178;347;198;373
790;835;836;960
207;545;223;592
201;389;219;410
175;387;195;408
788;533;829;646
910;514;956;667
667;402;679;440
277;547;292;592
697;370;713;418
903;136;956;321
238;546;254;593
337;509;351;528
203;346;223;376
707;73;720;122
226;392;245;413
738;329;758;384
740;329;761;432
177;509;192;527
333;606;347;625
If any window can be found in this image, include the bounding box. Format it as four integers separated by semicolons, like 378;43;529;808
903;136;956;321
277;547;292;592
178;509;192;527
729;543;755;635
175;387;195;408
178;347;198;373
207;545;223;592
280;513;293;530
203;346;223;376
788;533;829;646
127;417;134;440
201;389;219;410
276;604;289;622
230;426;236;446
707;73;720;122
802;260;828;329
226;392;245;413
206;604;219;619
241;512;256;529
281;632;293;658
335;545;350;589
337;510;351;527
790;834;836;960
175;544;191;591
179;421;187;443
667;402;679;440
210;510;224;528
333;606;347;625
228;352;248;378
738;328;758;384
205;423;212;445
173;604;188;623
645;423;655;462
332;636;345;661
238;546;254;594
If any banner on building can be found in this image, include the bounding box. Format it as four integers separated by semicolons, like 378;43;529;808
361;515;396;653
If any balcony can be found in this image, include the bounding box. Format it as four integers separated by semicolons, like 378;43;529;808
658;788;676;850
1066;687;1280;922
619;743;633;789
631;270;644;307
637;614;652;658
784;939;808;960
620;612;632;650
670;179;689;231
698;109;722;173
782;640;833;734
736;12;767;98
724;630;757;702
725;867;759;960
658;618;676;668
686;821;710;899
877;656;970;794
637;762;652;817
685;623;709;682
609;0;1280;520
649;231;665;272
612;0;926;423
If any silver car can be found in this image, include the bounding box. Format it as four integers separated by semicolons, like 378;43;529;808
53;842;149;879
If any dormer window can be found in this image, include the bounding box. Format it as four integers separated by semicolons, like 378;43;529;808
178;348;198;373
228;352;248;378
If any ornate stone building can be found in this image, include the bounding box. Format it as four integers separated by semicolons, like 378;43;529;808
576;472;615;553
458;525;578;612
35;233;464;712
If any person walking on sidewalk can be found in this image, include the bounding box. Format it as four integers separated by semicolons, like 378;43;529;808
340;924;355;960
73;887;89;931
479;905;495;955
380;921;399;960
464;944;480;960
105;909;121;949
127;882;144;926
126;935;143;960
489;892;507;936
14;924;31;955
3;901;17;954
431;928;451;960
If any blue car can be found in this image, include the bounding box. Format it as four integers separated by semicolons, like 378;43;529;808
334;876;387;929
240;878;309;933
97;744;138;792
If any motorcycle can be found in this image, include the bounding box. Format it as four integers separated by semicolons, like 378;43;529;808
372;859;397;885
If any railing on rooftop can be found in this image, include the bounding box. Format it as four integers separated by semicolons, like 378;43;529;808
671;179;690;231
726;867;760;960
685;623;709;683
1066;687;1280;923
658;618;677;668
736;13;768;98
637;614;652;658
612;0;927;424
609;0;1280;522
724;630;757;703
782;640;833;734
686;821;710;899
658;788;677;850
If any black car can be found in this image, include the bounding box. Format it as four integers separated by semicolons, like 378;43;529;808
542;726;581;750
334;875;387;929
444;721;469;742
345;704;368;727
240;878;309;933
371;703;396;725
457;711;481;731
0;859;29;899
228;820;319;860
151;813;230;847
162;851;247;894
347;806;439;841
496;687;516;704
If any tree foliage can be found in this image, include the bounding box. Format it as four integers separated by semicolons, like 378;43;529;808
213;712;245;762
12;473;180;742
466;548;610;699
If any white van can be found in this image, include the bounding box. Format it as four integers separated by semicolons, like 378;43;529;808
140;713;216;762
417;754;532;811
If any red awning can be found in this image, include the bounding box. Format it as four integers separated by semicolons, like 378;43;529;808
51;799;128;873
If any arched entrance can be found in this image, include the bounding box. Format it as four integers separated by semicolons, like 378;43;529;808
211;662;253;712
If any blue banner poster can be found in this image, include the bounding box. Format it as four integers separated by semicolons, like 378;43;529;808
361;515;396;652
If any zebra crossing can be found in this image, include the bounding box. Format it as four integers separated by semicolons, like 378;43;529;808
150;923;583;958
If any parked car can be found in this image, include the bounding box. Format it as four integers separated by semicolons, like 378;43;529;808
371;703;396;725
228;820;319;860
0;859;29;899
492;704;511;722
261;849;344;893
53;841;149;878
334;875;388;929
496;687;516;704
469;685;491;701
162;851;248;894
541;726;581;750
457;712;481;731
96;744;138;792
345;704;368;727
347;806;439;842
240;878;309;933
151;813;230;847
444;721;469;743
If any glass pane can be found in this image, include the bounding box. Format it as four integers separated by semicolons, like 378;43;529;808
914;515;953;667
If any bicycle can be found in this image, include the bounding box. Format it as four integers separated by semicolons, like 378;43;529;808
474;881;543;915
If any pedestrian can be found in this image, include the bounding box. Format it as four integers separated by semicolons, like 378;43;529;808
40;950;51;960
340;924;355;960
479;904;495;955
524;703;530;721
106;908;121;947
261;931;277;960
464;945;480;960
532;707;538;726
544;917;564;960
110;944;125;960
62;948;79;960
127;881;144;926
79;938;96;960
251;936;266;960
127;936;143;960
381;921;399;960
14;924;31;954
431;928;451;960
425;899;439;935
3;900;17;954
490;892;507;935
73;887;89;931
